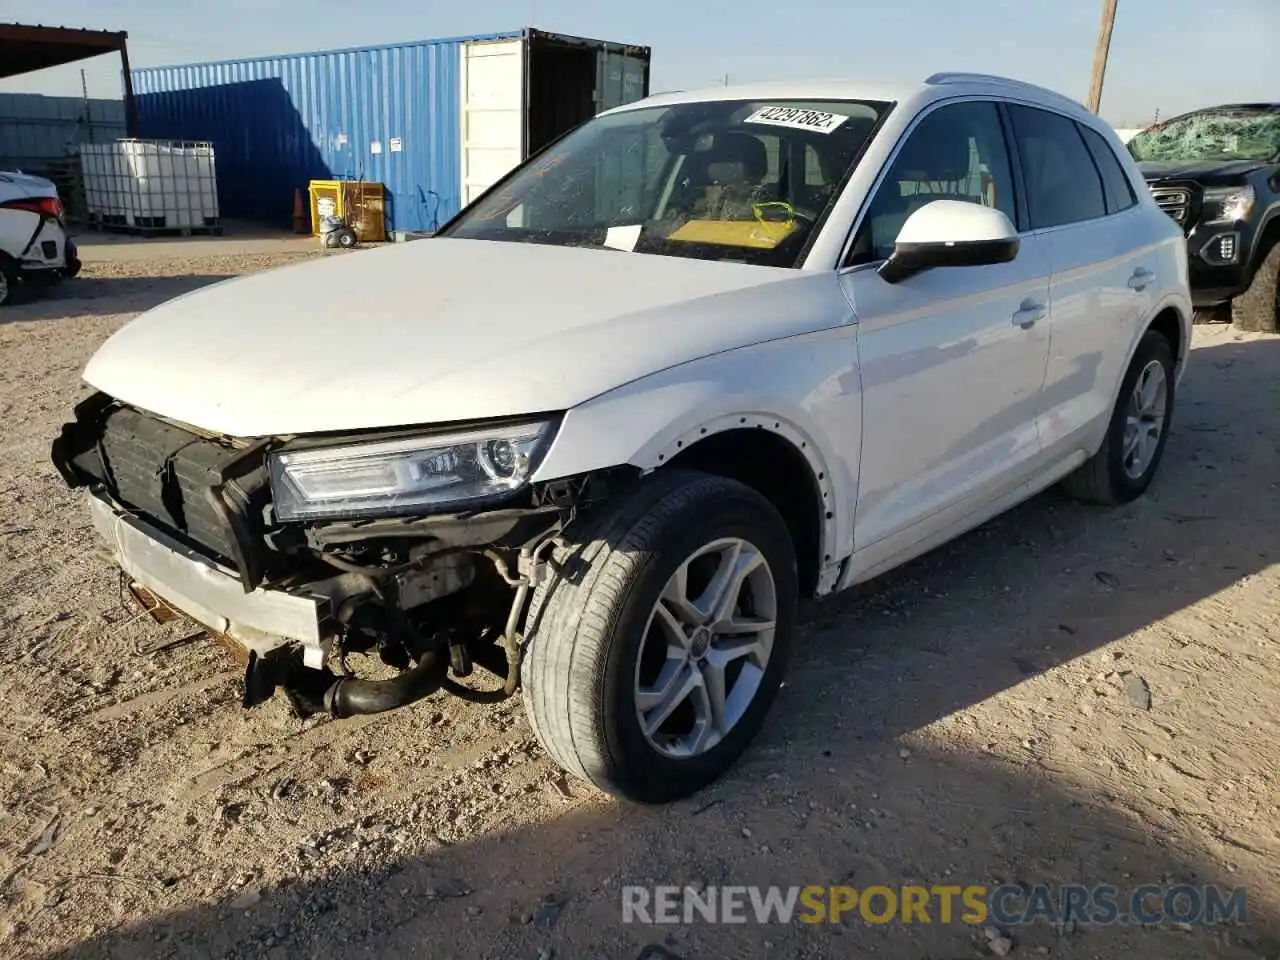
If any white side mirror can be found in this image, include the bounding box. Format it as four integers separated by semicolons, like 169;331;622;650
879;200;1020;284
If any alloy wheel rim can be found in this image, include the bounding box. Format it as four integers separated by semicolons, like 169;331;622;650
633;537;777;759
1122;359;1168;480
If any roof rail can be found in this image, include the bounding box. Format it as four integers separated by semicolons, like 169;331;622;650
924;72;1085;110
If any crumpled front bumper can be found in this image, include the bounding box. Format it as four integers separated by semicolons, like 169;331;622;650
87;490;333;665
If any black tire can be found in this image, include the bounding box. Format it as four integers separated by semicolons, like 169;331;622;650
1231;241;1280;334
521;469;798;803
0;254;23;307
337;228;357;249
62;239;82;278
1060;330;1176;505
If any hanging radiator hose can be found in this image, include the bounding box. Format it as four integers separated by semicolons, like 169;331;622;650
323;647;448;718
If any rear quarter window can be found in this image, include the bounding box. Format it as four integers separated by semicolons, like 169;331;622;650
1078;124;1138;215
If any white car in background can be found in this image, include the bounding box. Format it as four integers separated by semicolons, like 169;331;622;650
0;171;80;305
53;72;1191;803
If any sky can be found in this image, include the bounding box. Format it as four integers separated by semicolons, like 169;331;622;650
2;0;1277;126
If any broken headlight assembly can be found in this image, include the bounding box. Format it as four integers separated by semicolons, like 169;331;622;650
1201;185;1255;226
268;419;558;521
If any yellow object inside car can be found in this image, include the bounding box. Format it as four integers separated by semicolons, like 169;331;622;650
669;201;799;249
668;219;797;249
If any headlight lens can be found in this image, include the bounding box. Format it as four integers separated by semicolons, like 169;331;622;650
269;420;555;521
1202;185;1254;226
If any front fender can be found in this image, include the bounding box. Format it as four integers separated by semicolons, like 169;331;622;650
532;329;863;577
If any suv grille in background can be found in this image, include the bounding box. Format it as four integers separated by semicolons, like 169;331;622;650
1150;186;1191;226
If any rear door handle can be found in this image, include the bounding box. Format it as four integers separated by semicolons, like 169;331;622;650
1128;268;1155;291
1013;298;1046;329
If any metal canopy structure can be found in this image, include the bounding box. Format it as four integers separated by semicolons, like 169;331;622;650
0;22;138;134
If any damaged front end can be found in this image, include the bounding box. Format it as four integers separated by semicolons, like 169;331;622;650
51;393;626;719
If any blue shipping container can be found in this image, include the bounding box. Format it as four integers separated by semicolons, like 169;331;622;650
131;29;652;233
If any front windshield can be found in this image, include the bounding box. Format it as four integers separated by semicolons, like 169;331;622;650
442;98;890;268
1127;107;1280;163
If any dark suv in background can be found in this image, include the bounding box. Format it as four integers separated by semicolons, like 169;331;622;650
1127;103;1280;332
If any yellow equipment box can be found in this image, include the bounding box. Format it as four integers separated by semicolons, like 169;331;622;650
307;179;387;242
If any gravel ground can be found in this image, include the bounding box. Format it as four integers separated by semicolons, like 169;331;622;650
0;250;1278;960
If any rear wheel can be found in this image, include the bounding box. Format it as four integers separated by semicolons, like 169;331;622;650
0;255;22;307
1231;241;1280;334
521;469;798;803
1061;330;1176;505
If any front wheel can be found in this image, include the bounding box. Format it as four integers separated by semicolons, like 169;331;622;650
1231;242;1280;334
521;470;798;803
1060;330;1176;505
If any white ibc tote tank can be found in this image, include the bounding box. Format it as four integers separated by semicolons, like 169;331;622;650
80;139;220;232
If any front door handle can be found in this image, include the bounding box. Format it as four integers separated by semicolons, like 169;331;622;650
1013;298;1046;329
1128;268;1155;291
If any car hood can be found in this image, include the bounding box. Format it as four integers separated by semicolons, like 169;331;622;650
1138;158;1272;185
83;238;842;437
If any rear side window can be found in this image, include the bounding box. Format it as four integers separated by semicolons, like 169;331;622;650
1007;104;1106;229
1077;124;1138;214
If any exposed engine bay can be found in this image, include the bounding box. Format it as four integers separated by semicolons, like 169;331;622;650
50;392;631;720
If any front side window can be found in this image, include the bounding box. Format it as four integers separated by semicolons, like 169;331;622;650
1127;107;1280;163
442;98;890;268
850;100;1017;264
1008;104;1107;230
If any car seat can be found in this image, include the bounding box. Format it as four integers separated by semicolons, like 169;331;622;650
673;131;773;220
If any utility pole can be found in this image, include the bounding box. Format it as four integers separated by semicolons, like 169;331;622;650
81;69;94;144
1086;0;1119;114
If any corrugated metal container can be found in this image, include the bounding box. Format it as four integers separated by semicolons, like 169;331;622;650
0;93;128;172
132;28;652;233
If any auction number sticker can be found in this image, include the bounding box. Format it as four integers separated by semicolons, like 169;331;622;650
744;105;849;134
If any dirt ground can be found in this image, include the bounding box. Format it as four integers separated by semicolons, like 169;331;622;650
0;246;1278;960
